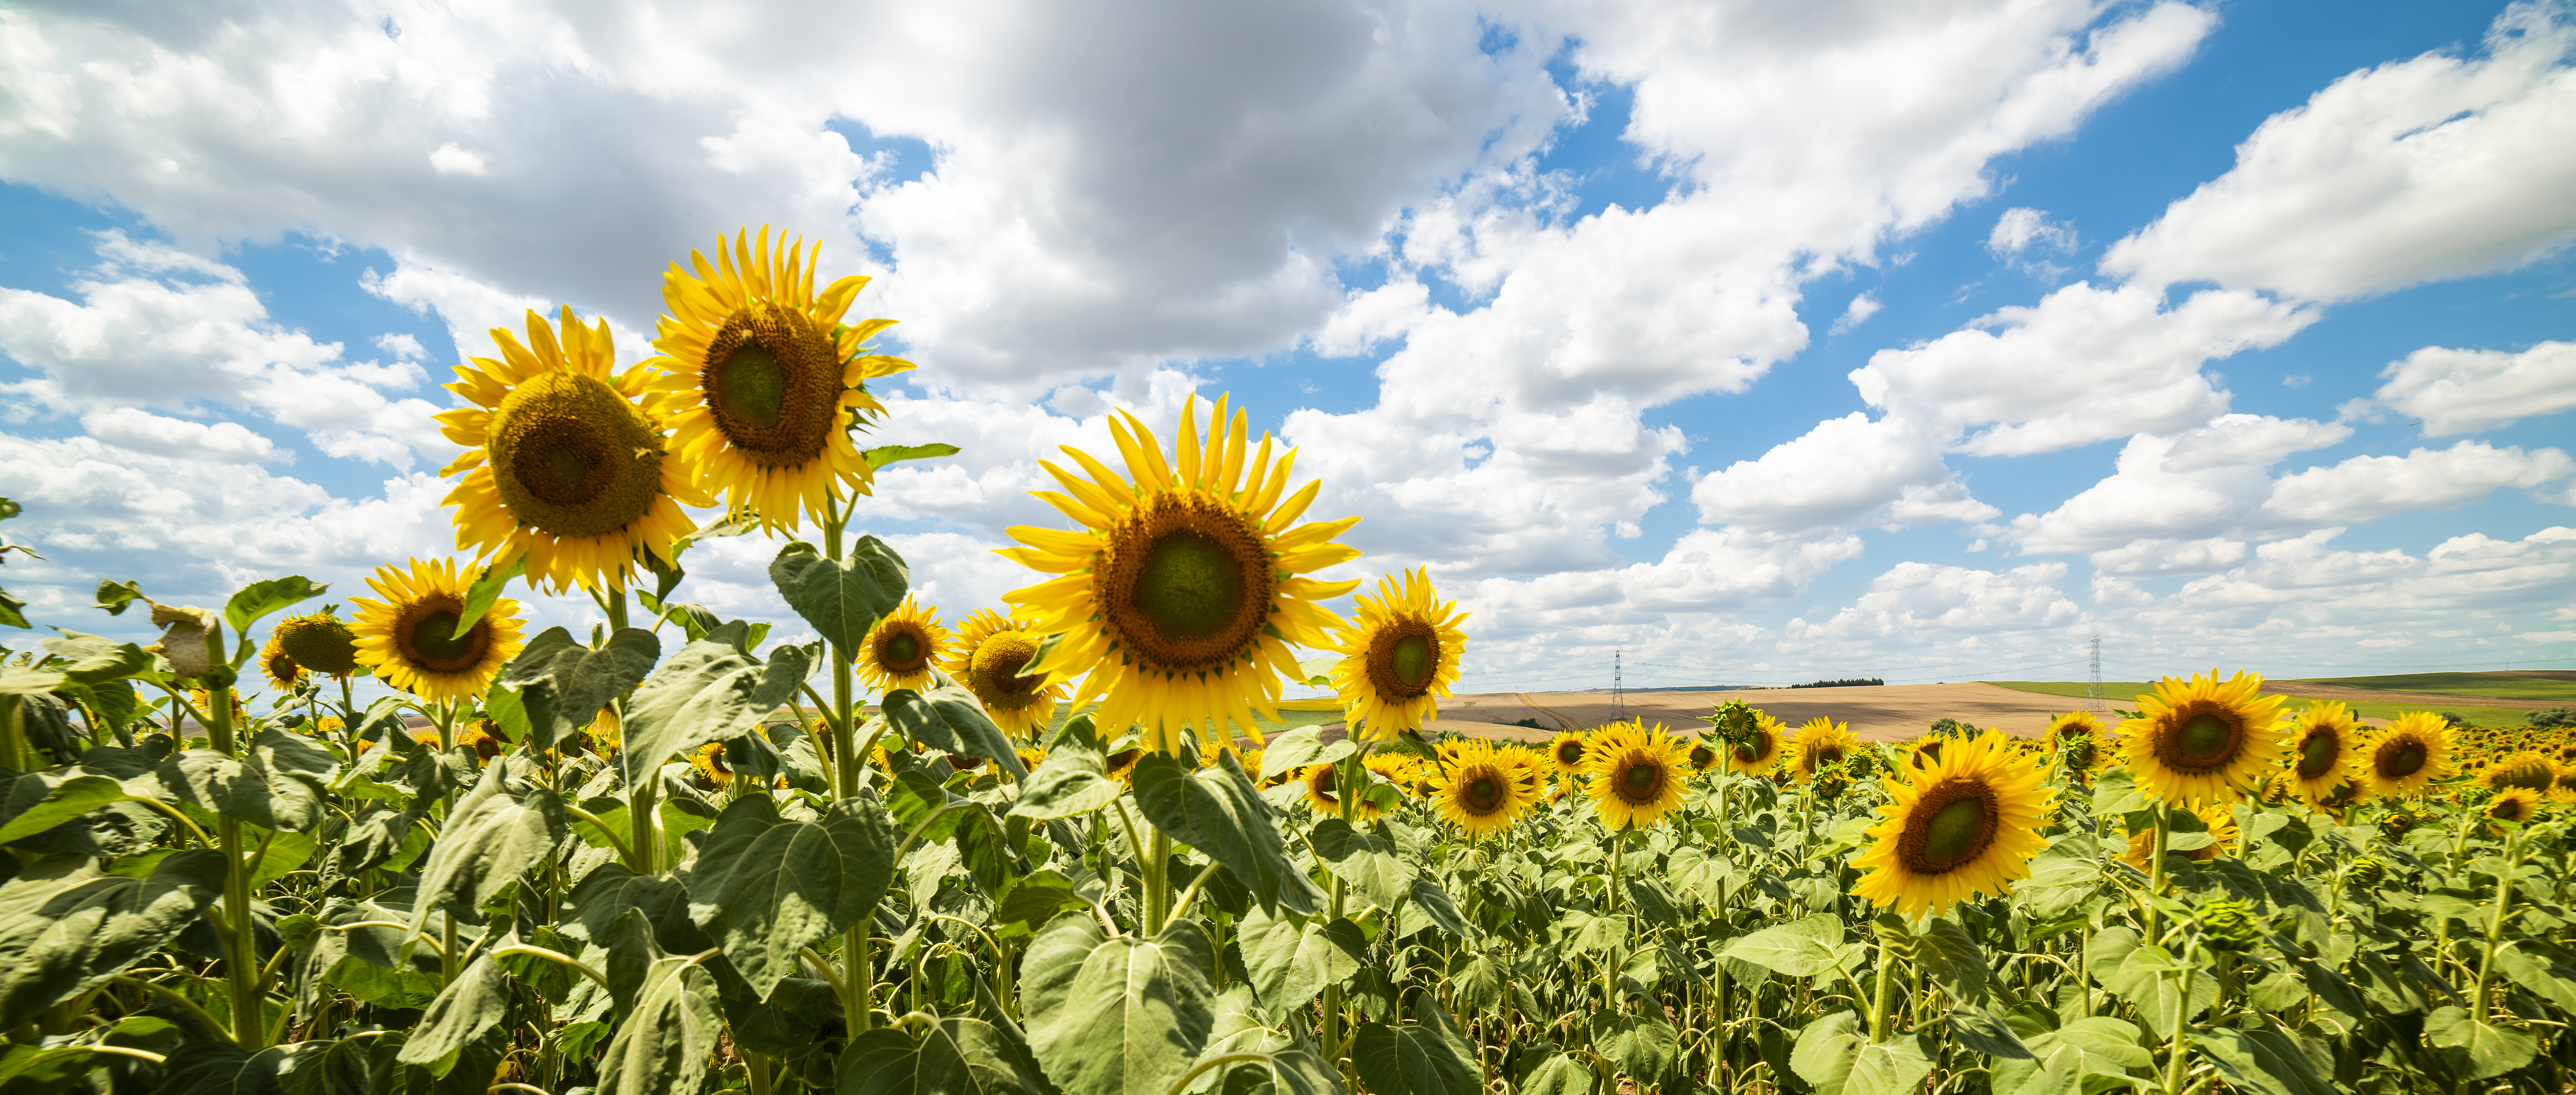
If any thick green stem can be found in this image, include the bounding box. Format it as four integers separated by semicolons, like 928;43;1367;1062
824;515;862;800
2161;958;2193;1095
0;695;24;774
1869;935;1901;1043
1146;828;1174;935
630;759;659;876
206;667;264;1049
2472;830;2525;1021
2144;806;2171;942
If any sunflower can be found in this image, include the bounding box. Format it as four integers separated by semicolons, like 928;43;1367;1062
1104;746;1144;785
1016;745;1048;772
1724;714;1785;775
2310;777;2370;821
2284;701;2362;804
2047;710;2106;742
2362;711;2459;798
457;720;504;762
1302;763;1379;822
258;635;304;691
1432;740;1538;837
1686;737;1720;771
574;707;622;758
997;394;1363;755
945;609;1064;740
1904;737;1947;773
1547;731;1592;775
856;597;951;694
646;226;911;532
1324;568;1469;741
2116;670;2290;805
1584;722;1692;830
270;609;361;679
440;307;710;592
2119;801;2240;871
689;741;736;789
1849;729;2053;916
2479;749;2555;794
1791;718;1859;782
350;558;526;706
2484;787;2543;827
1364;753;1418;798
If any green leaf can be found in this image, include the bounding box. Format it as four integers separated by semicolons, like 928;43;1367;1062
157;1037;376;1095
1237;908;1363;1012
0;588;24;630
1351;996;1482;1095
451;557;527;640
1915;916;1996;1007
1791;1011;1936;1095
413;764;568;924
883;684;1031;777
37;630;155;684
93;580;146;617
0;849;225;1028
1007;738;1122;820
1721;913;1847;979
596;951;725;1095
1257;727;1352;782
1518;1053;1594;1095
838;1016;1051;1095
2495;945;2576;1012
768;538;908;660
1020;915;1216;1095
622;638;801;786
1132;753;1320;916
1590;1011;1677;1083
2423;1005;2539;1082
1991;1017;2150;1095
223;575;325;635
1406;875;1470;938
246;828;317;889
498;626;661;751
153;728;342;831
2111;945;2217;1040
1307;818;1413;913
685;794;898;999
0;775;129;845
397;949;510;1071
862;442;962;470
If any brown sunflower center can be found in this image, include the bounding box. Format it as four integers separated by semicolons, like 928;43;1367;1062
490;371;665;539
701;299;843;467
1310;766;1339;801
1914;741;1944;769
1899;779;2002;875
1460;772;1503;814
1614;754;1667;804
1364;619;1441;702
1809;745;1845;772
1556;741;1586;766
275;616;360;676
1733;731;1771;765
1099;494;1273;675
874;624;929;674
2379;740;2431;781
967;632;1044;710
2295;728;2342;780
1689;744;1716;768
2152;705;2245;774
392;596;491;674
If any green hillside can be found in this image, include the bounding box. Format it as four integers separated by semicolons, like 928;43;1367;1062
2294;672;2576;703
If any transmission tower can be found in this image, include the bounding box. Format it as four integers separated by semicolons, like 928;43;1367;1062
1612;650;1625;720
2087;634;2104;716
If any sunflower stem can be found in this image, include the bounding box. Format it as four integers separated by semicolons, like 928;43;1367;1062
2144;805;2171;942
1868;931;1902;1043
2472;827;2525;1022
1145;827;1173;935
2160;941;2194;1095
204;665;266;1050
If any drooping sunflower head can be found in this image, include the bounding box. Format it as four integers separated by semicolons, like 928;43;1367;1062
1584;722;1691;830
857;596;951;694
2285;700;2361;803
271;609;361;679
1548;731;1591;775
2350;711;2456;801
2480;748;2555;793
2485;787;2543;827
349;557;526;706
2310;776;2370;820
456;720;506;762
998;394;1363;755
258;634;304;691
945;608;1064;741
2120;801;2241;871
690;741;735;789
1726;713;1785;775
2116;670;2291;805
1792;717;1858;782
647;227;912;532
1326;567;1469;742
440;306;711;593
1433;740;1539;838
1849;729;2054;917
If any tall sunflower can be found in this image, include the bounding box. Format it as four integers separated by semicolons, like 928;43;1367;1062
2116;670;2290;804
647;226;913;532
2284;700;2362;804
1724;713;1785;775
1584;722;1692;830
2484;787;2543;827
1791;717;1859;782
2363;711;2458;798
1547;731;1592;776
945;609;1064;740
271;609;360;680
997;395;1362;754
350;558;526;706
856;597;951;694
1849;729;2053;916
1325;568;1469;741
2047;710;2106;742
440;307;710;592
1432;740;1538;837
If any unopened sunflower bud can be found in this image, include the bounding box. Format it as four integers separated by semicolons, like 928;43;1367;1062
149;603;219;677
2194;899;2263;954
2346;855;2387;889
2378;810;2417;838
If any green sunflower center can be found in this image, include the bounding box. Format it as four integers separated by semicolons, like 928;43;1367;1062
702;299;843;468
1101;494;1274;675
719;344;788;430
1392;634;1433;686
490;371;665;540
2152;704;2247;775
1557;742;1585;765
967;632;1044;709
1463;775;1500;812
1616;756;1665;803
1365;618;1441;702
1136;531;1240;638
2295;730;2340;780
1901;780;2002;874
2379;741;2429;780
2176;714;2234;760
876;627;925;672
392;598;491;675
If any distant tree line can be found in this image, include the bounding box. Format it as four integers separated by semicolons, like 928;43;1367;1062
1791;677;1884;688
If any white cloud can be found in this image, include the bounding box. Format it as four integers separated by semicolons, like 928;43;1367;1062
79;407;283;464
1692;412;1991;532
1784;561;2081;647
1829;290;1881;335
1988;207;2078;257
2373;340;2576;437
2263;440;2576;524
2087;536;2247;576
2102;1;2576;301
2160;413;2350;472
428;141;488;176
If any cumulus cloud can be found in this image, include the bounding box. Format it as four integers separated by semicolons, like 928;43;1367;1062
79;408;284;464
2373;340;2576;436
1988;208;2079;257
2101;1;2576;301
2263;440;2576;524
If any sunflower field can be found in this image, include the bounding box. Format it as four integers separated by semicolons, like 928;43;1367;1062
0;226;2570;1095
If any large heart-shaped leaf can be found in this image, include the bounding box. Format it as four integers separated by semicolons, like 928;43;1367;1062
1020;915;1215;1095
222;575;325;635
769;538;908;659
622;639;804;786
883;685;1029;777
153;728;341;831
413;764;568;924
838;1016;1051;1095
1132;753;1319;916
396;947;510;1071
596;949;724;1095
1237;909;1363;1012
1007;737;1122;821
499;626;661;750
1351;996;1481;1095
0;849;225;1028
1309;818;1412;912
686;794;898;999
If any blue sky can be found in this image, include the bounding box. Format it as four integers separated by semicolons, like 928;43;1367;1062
2;0;2572;702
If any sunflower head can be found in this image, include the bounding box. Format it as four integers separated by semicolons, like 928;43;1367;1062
2358;711;2458;799
2345;854;2389;889
1725;713;1785;775
2048;710;2105;743
2480;748;2556;794
1548;731;1592;775
999;394;1363;755
648;227;912;532
1327;568;1469;742
1849;728;2054;917
2121;801;2240;870
857;596;951;694
1583;722;1691;830
2485;787;2543;827
945;608;1064;741
258;635;305;691
2116;670;2291;805
1792;717;1858;782
457;720;505;762
349;558;526;706
691;741;735;789
2282;700;2362;804
1686;738;1720;770
271;609;361;679
1301;762;1379;822
1433;740;1538;837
